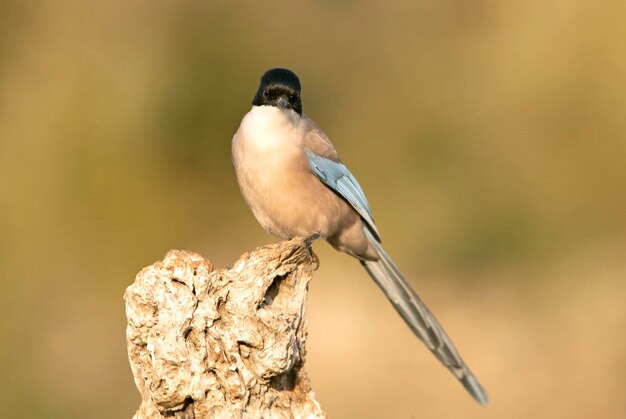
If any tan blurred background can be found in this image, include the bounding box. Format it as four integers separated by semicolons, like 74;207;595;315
1;0;625;417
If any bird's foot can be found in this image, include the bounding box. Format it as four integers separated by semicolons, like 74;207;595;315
310;249;320;271
305;232;321;245
305;232;321;270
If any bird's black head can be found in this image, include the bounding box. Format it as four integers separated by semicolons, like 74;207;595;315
252;68;302;115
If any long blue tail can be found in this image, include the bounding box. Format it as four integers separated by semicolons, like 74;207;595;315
360;228;489;405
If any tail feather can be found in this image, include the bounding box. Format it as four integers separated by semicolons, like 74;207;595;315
361;228;489;405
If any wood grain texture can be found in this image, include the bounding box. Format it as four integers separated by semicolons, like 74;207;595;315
124;237;324;418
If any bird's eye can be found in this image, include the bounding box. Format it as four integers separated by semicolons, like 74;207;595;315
263;90;270;98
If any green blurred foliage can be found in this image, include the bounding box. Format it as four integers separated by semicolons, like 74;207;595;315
1;0;625;418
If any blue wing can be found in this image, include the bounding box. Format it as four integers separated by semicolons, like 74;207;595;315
304;150;381;241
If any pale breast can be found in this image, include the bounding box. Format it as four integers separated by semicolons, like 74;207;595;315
232;106;354;238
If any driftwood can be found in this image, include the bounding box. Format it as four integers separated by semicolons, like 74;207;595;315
124;236;325;418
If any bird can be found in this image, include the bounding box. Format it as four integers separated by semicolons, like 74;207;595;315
231;68;489;405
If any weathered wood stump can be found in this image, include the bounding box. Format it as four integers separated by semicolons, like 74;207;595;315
124;237;325;418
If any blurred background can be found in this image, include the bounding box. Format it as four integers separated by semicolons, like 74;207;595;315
1;0;625;417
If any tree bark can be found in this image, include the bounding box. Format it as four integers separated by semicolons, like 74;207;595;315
124;236;325;418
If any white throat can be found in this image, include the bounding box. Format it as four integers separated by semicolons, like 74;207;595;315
238;105;301;151
246;105;299;130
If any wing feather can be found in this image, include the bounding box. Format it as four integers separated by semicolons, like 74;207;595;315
304;150;381;241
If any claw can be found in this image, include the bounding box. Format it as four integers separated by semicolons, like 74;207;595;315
304;233;321;270
310;249;320;271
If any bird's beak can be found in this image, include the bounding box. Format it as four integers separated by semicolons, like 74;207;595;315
277;95;288;109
